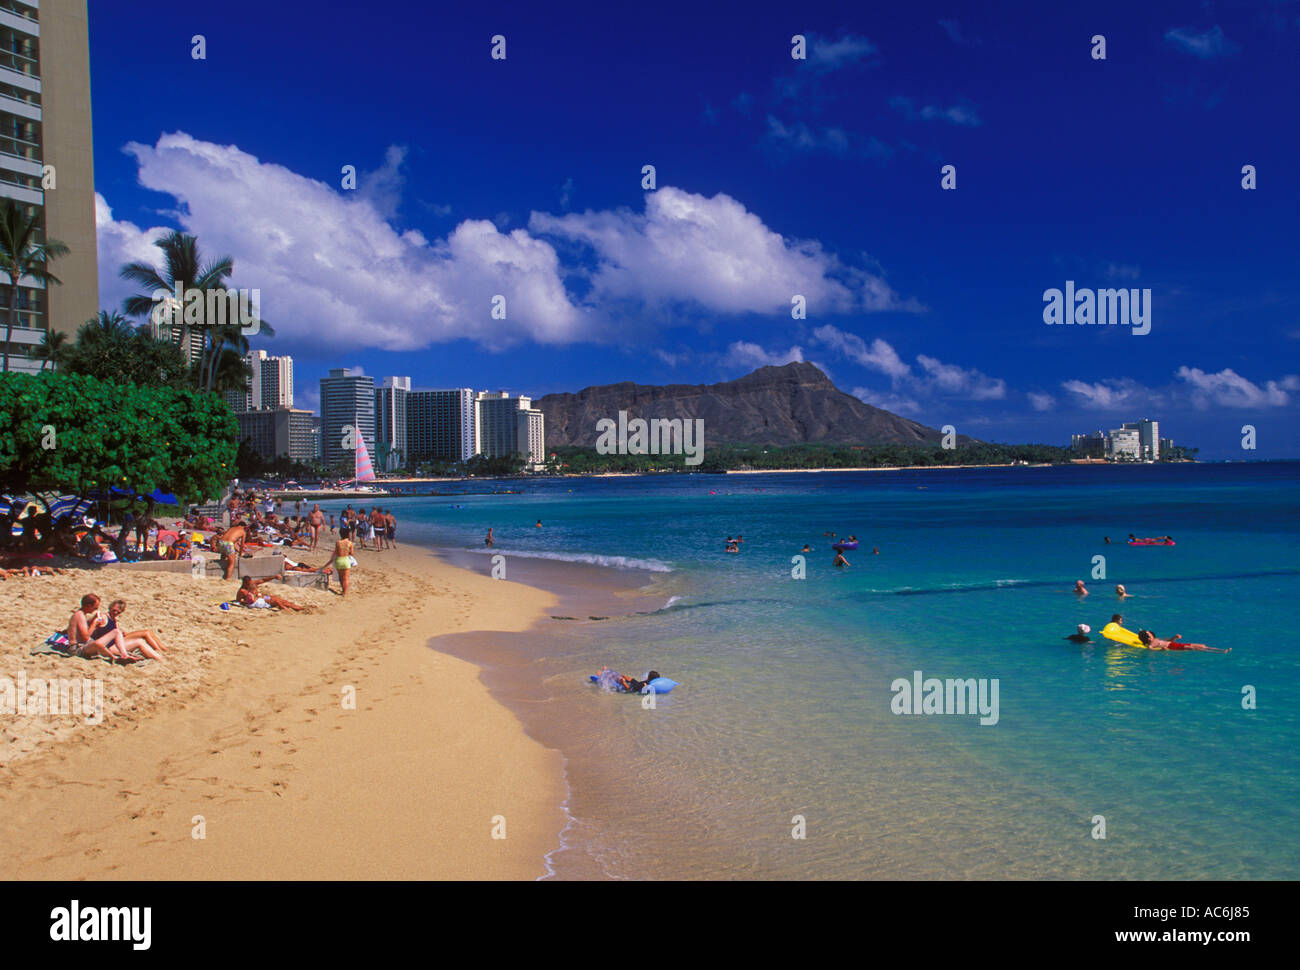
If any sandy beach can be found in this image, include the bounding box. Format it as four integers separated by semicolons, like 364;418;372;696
0;542;566;879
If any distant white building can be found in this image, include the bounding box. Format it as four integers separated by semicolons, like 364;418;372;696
1123;419;1159;459
1107;428;1141;460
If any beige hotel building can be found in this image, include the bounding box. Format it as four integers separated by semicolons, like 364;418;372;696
1;0;99;373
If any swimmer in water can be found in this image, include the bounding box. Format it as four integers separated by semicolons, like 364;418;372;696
485;528;494;547
872;547;879;555
1138;630;1229;653
833;551;850;568
1073;580;1088;597
1104;536;1111;544
1065;623;1092;644
536;520;542;528
801;544;811;553
1116;584;1130;598
725;541;739;554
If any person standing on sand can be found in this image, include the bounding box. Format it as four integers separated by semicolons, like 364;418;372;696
329;513;336;534
371;508;387;551
308;504;324;550
332;527;355;596
215;524;248;581
385;509;397;548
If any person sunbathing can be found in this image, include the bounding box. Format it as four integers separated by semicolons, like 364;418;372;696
104;599;169;660
236;576;306;611
66;593;137;662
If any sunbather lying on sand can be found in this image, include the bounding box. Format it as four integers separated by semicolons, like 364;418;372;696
235;576;306;611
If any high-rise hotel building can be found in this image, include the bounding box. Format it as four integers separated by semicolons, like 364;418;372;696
375;376;410;471
477;391;545;469
319;367;375;469
0;0;99;372
407;387;477;463
225;350;293;411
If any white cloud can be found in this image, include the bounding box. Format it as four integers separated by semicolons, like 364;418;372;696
806;33;878;72
890;96;982;127
99;133;591;352
1175;366;1298;409
811;325;910;378
531;186;909;314
723;341;805;370
765;116;894;160
916;355;1005;399
1028;392;1056;411
1165;25;1239;59
1061;379;1140;409
98;134;912;355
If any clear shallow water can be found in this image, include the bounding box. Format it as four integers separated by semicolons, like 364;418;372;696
332;463;1300;878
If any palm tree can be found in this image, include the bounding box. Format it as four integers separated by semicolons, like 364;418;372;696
120;231;271;392
37;328;69;371
0;197;70;372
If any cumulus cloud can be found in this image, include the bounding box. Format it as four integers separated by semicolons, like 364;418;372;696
1175;367;1298;409
98;133;591;352
531;186;909;314
97;134;912;354
812;326;1007;412
890;96;982;127
916;355;1005;399
1165;25;1240;58
811;325;910;378
1061;379;1141;409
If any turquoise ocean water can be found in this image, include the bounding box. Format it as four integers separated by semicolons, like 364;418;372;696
329;462;1300;878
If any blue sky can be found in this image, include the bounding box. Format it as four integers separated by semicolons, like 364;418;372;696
88;0;1300;457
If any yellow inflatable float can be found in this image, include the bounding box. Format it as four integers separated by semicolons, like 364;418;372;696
1101;621;1146;649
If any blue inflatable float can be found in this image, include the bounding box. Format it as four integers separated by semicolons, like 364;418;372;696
589;673;679;694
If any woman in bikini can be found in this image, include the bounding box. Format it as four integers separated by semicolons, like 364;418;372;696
66;594;136;662
104;599;169;660
332;527;355;596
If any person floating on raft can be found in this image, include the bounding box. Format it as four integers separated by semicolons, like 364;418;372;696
1101;617;1228;652
1138;630;1230;653
593;666;662;693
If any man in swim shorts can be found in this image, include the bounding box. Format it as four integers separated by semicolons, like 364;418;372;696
1138;630;1230;653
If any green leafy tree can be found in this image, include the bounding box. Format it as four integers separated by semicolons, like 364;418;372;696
0;197;69;373
63;311;192;389
0;371;238;503
120;231;273;392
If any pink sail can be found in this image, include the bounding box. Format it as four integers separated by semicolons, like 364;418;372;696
354;432;376;483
